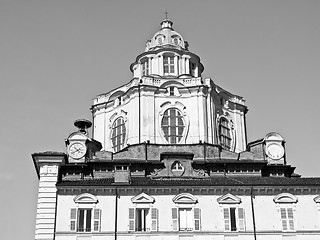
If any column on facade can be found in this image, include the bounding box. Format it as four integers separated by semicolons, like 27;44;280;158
148;57;152;75
174;55;178;76
197;86;205;142
195;65;199;77
181;56;185;74
159;54;163;75
186;57;190;75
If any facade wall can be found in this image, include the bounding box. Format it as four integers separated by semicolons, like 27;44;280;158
55;192;320;239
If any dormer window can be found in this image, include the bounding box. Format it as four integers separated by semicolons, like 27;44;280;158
163;55;175;75
115;165;129;171
171;161;184;176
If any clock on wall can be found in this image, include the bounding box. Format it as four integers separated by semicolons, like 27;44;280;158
264;132;285;164
68;142;87;160
266;143;284;160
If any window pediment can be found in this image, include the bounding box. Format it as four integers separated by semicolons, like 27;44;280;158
173;193;197;204
273;193;298;203
314;195;320;204
131;193;155;204
217;193;241;204
74;193;98;204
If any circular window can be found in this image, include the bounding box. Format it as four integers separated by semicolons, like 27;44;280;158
111;117;126;152
161;108;185;143
171;161;184;176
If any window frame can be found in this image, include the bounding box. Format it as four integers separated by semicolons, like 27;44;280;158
129;207;159;232
172;193;201;232
217;193;245;232
222;206;246;232
129;193;158;232
70;193;101;233
274;193;298;232
279;206;295;231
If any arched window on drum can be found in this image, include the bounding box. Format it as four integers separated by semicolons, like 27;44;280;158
111;117;126;152
219;117;232;150
161;108;185;144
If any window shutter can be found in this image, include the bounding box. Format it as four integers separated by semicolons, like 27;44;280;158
194;208;201;231
151;208;158;231
129;208;135;231
172;208;179;231
223;208;230;231
70;208;77;231
238;208;245;231
280;208;288;230
287;208;295;230
93;209;101;232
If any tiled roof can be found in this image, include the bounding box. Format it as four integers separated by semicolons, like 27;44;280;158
57;176;320;187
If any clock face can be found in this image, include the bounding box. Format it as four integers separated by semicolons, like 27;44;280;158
267;143;284;160
68;142;86;159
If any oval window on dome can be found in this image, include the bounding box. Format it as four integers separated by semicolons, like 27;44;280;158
156;35;165;45
173;37;180;45
161;108;185;143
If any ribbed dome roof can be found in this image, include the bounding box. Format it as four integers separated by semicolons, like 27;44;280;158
145;19;188;52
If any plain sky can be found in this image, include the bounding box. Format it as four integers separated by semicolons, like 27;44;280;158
1;0;320;239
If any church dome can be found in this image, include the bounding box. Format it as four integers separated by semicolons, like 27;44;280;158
145;19;188;52
130;18;203;78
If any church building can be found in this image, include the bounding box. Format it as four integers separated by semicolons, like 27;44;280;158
32;18;320;240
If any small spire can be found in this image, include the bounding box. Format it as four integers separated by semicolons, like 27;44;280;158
161;10;173;30
165;10;168;20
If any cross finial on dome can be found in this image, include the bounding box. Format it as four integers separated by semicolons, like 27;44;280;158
161;10;173;30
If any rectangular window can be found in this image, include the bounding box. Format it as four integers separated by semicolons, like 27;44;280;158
280;208;295;231
172;208;201;231
70;208;101;232
164;56;175;74
142;61;149;76
223;207;245;232
170;86;175;96
129;208;158;232
136;209;149;231
78;209;92;232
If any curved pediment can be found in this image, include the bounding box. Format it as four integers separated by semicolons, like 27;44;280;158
273;193;298;203
217;193;241;204
74;193;98;204
131;193;155;204
314;195;320;203
173;193;197;204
